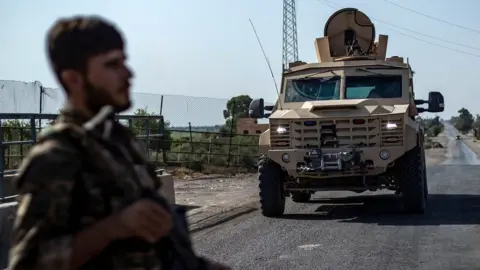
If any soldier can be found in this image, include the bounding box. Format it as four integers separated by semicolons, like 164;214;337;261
8;15;230;270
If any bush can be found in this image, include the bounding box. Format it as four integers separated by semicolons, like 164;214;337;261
427;124;443;137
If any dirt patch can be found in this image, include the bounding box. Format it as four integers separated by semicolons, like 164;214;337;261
169;165;254;180
425;133;448;166
174;174;258;209
169;165;260;209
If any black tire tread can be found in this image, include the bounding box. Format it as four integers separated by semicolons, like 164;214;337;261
399;145;427;214
258;155;285;217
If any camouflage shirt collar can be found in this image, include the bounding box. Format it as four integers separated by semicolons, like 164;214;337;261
59;105;138;142
58;108;90;126
57;104;115;126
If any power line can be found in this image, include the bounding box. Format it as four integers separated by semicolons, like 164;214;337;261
317;0;480;58
319;0;479;51
372;18;480;51
382;0;480;34
380;24;480;58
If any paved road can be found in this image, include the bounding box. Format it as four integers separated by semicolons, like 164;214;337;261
192;128;480;270
442;124;480;165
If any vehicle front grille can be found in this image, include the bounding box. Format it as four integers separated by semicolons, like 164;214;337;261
290;118;380;149
269;116;404;149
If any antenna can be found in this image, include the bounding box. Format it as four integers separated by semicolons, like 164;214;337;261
249;18;283;110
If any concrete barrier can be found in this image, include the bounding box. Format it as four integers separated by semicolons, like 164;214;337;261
156;170;176;205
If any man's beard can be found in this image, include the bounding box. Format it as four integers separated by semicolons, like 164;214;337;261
84;80;131;114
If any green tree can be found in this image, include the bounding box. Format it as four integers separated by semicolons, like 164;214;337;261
450;116;459;126
471;114;480;139
222;95;253;119
417;116;444;137
473;114;480;129
220;95;253;135
129;108;172;163
454;108;474;134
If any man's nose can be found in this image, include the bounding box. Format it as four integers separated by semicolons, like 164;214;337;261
124;65;134;79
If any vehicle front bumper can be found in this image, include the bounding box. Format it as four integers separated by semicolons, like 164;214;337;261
268;146;405;178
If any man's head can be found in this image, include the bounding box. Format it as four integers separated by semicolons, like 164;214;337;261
46;15;133;115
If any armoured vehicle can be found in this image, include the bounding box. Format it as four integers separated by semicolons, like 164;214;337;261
248;8;445;217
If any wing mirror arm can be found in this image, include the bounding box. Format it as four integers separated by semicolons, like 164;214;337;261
414;99;426;105
415;91;445;113
249;98;275;119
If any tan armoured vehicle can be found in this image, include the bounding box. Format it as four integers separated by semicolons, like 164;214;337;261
248;8;445;217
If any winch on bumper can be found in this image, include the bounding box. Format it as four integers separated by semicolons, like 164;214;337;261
299;147;362;172
268;146;405;177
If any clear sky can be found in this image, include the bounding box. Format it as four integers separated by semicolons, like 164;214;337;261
1;0;479;125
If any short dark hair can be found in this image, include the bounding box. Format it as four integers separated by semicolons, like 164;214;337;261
46;15;125;91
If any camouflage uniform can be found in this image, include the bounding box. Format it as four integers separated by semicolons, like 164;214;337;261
8;108;171;270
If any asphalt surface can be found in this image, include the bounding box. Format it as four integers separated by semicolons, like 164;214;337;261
192;126;480;270
442;124;480;165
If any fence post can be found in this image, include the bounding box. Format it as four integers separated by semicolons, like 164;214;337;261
154;116;161;165
160;95;164;115
30;117;37;143
227;100;235;167
0;120;4;199
145;119;150;154
159;116;169;166
39;85;44;132
20;127;24;158
188;122;194;163
158;100;166;166
207;136;212;164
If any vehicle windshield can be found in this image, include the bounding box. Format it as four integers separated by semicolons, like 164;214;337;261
345;75;402;99
284;76;341;102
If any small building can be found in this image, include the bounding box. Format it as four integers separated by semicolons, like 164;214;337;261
236;118;269;135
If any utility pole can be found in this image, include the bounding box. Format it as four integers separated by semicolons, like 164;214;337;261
282;0;299;71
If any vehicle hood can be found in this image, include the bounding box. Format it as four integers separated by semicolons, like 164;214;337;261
269;99;409;119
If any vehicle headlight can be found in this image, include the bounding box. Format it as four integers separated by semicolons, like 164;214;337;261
276;126;287;134
281;153;290;163
386;123;397;129
379;149;390;160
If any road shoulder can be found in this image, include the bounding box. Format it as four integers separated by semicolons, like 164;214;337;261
459;135;480;157
425;133;449;166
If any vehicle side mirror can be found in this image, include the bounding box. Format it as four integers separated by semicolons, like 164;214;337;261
249;98;265;118
427;91;444;112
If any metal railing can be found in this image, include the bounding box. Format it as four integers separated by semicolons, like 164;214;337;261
0;113;166;198
1;112;261;199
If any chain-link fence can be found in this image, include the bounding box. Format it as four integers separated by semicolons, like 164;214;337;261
1;80;267;182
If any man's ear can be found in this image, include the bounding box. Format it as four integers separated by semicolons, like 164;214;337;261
60;69;83;92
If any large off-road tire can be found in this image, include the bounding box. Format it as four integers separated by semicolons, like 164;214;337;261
397;145;427;214
421;143;429;199
258;155;285;217
291;192;311;203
